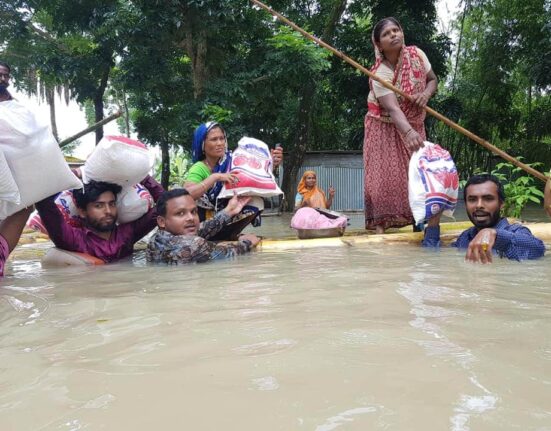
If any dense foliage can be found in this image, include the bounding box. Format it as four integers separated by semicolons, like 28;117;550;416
2;0;548;202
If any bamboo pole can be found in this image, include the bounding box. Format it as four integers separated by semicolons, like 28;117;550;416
250;0;547;183
59;110;123;148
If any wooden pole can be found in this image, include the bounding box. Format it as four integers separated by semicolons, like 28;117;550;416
250;0;547;183
59;110;123;148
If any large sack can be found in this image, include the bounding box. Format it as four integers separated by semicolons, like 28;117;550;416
0;148;19;204
82;135;152;186
408;142;459;224
218;137;283;200
0;100;82;219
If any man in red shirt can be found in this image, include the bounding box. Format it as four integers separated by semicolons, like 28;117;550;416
36;175;164;263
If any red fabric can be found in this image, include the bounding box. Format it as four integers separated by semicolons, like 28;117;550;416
363;46;428;230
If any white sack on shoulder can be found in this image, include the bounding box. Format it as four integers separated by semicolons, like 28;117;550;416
408;141;459;224
218;137;283;202
82;135;152;186
0;100;82;219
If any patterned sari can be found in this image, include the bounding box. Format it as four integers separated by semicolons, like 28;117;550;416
363;45;428;230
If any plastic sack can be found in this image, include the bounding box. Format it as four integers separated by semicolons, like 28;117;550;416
26;185;153;233
408;142;459;224
116;183;155;224
0;100;82;218
0;148;20;204
218;137;283;200
291;207;348;230
82;135;152;187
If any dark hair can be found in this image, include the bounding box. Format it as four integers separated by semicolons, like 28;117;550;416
73;181;122;209
372;17;402;43
0;61;11;73
156;188;190;216
464;174;505;202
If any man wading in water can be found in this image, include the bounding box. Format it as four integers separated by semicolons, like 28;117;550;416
422;174;545;263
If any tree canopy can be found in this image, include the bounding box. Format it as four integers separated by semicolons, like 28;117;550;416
2;0;547;196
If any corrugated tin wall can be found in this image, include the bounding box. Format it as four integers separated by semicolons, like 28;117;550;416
296;153;364;211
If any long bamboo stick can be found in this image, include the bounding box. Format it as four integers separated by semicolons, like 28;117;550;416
250;0;547;183
59;110;123;148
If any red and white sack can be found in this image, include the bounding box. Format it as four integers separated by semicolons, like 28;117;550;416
82;136;153;187
26;185;153;233
218;137;283;201
0;100;82;218
408;142;459;224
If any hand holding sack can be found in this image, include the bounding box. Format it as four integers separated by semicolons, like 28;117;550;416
408;142;459;224
218;137;283;211
0;100;82;219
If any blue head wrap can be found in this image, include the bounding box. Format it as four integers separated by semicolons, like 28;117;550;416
191;121;232;205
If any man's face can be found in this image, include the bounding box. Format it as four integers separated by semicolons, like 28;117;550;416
0;65;10;93
157;194;200;236
465;181;503;229
80;191;118;232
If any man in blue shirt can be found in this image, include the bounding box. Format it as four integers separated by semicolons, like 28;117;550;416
423;174;545;263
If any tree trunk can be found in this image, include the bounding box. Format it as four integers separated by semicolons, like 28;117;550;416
282;84;315;211
161;140;171;190
180;8;208;100
46;87;60;143
283;0;348;211
94;66;110;144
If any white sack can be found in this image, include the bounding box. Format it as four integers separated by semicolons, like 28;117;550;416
82;135;152;186
0;100;82;218
116;183;154;224
0;148;20;205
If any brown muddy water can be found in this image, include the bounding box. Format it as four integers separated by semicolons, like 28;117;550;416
1;209;550;430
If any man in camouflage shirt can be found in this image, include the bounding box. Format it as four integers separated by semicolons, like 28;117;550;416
147;188;260;264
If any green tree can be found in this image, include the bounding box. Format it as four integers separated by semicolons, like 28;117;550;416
430;0;551;179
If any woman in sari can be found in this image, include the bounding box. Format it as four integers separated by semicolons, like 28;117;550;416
295;171;335;209
363;17;437;234
184;122;238;221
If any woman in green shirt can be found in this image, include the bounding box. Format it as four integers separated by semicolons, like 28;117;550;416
184;122;240;221
184;121;283;223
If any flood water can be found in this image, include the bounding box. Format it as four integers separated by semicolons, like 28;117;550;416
1;212;550;430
